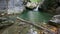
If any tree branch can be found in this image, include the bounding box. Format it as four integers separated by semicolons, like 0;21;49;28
16;17;56;34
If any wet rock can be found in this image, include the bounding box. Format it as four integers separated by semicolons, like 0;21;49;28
0;17;7;22
0;17;14;29
48;15;60;27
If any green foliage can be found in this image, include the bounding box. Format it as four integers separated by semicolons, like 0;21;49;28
30;0;42;3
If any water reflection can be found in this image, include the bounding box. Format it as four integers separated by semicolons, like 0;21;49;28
19;11;52;23
19;10;52;34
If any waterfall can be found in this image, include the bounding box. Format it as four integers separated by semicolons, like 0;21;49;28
33;5;39;11
33;0;44;11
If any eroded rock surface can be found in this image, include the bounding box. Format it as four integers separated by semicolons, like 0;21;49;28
49;15;60;27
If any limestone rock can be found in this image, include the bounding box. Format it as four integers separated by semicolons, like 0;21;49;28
25;2;38;9
8;0;25;14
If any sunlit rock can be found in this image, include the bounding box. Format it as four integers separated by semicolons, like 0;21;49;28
50;15;60;23
26;2;38;9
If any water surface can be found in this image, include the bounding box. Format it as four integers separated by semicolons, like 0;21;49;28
19;10;52;23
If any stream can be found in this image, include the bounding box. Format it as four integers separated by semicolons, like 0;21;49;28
17;0;53;33
19;10;52;23
6;0;53;34
18;9;53;34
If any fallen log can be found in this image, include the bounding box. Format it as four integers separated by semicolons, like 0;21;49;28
16;17;56;34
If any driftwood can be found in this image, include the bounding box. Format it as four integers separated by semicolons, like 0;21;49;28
16;17;56;34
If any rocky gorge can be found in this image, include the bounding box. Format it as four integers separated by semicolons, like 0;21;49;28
0;0;60;34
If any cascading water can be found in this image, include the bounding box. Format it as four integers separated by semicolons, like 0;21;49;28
33;5;40;11
33;0;44;11
19;0;48;33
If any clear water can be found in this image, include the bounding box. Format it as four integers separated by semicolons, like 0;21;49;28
33;5;39;11
19;10;52;23
18;10;53;34
2;0;53;34
8;0;53;34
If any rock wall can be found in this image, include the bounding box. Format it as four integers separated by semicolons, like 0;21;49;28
7;0;25;14
40;0;60;14
0;0;7;10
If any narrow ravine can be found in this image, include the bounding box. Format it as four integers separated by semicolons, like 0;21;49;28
0;0;55;34
18;7;53;34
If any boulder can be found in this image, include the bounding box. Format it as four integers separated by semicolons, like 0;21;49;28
48;15;60;27
25;2;38;9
